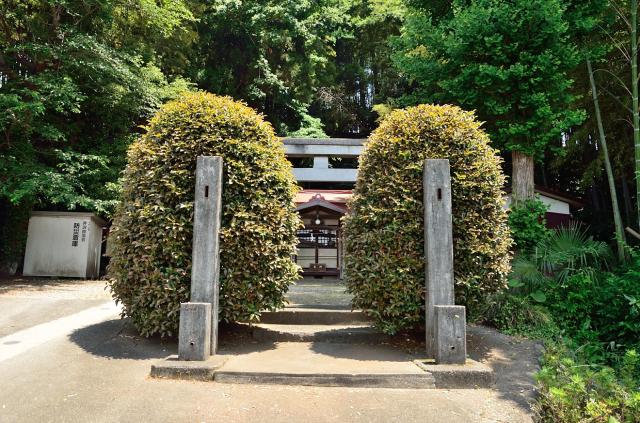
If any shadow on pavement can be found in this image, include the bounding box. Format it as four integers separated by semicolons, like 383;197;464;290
69;318;176;360
70;319;281;360
309;340;413;362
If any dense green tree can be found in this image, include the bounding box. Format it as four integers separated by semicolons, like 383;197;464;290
191;0;345;133
190;0;405;137
309;0;406;136
551;1;638;243
393;0;585;202
0;0;194;270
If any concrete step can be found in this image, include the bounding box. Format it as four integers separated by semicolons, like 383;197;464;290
219;342;436;389
151;342;495;389
214;371;436;389
250;323;390;343
258;308;371;325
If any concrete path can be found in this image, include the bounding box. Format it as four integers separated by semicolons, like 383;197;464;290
0;301;119;363
221;341;426;374
0;278;111;336
0;277;538;422
286;278;352;309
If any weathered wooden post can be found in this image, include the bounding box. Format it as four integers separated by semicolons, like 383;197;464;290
178;302;212;361
424;159;466;364
178;156;223;360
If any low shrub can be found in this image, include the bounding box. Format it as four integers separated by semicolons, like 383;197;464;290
508;198;551;254
108;92;301;337
545;255;640;351
496;225;640;422
343;104;512;334
478;293;558;340
536;343;640;422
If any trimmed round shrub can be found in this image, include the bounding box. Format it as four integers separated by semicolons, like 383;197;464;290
343;104;512;334
108;92;301;337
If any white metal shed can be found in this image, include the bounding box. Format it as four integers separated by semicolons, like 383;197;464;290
23;211;107;279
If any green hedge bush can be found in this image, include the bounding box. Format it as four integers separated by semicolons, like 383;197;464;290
343;104;512;334
108;92;301;337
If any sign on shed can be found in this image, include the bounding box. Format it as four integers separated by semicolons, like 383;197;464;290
23;211;106;279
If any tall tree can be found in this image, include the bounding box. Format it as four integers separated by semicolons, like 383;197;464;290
570;0;640;232
0;0;195;212
310;0;406;136
632;0;640;229
588;58;627;259
191;0;346;133
393;0;585;201
0;0;194;271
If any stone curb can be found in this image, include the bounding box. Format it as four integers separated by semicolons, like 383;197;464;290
149;356;494;389
413;359;495;389
150;355;227;381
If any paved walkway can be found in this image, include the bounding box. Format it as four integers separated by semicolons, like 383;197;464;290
0;277;539;422
0;278;111;336
285;277;352;309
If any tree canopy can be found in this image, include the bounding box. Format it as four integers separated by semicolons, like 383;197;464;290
3;0;640;264
0;0;194;215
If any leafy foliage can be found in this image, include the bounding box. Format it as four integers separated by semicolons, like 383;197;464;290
479;292;557;340
486;223;640;421
392;0;585;160
543;254;640;352
108;92;301;337
343;104;512;334
530;250;640;422
536;343;640;423
509;223;612;293
192;0;344;133
309;0;406;136
287;112;329;138
0;0;195;268
508;199;551;254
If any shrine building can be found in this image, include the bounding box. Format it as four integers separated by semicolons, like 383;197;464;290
282;138;365;279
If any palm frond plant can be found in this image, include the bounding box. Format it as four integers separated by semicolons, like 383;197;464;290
509;222;613;302
536;223;612;285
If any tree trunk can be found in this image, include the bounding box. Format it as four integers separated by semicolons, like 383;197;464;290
587;59;626;261
511;151;535;203
632;0;640;230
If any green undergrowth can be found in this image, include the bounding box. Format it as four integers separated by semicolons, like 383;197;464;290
535;342;640;422
481;225;640;422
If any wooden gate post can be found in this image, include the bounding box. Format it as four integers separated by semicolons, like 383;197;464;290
424;159;466;364
178;156;223;360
